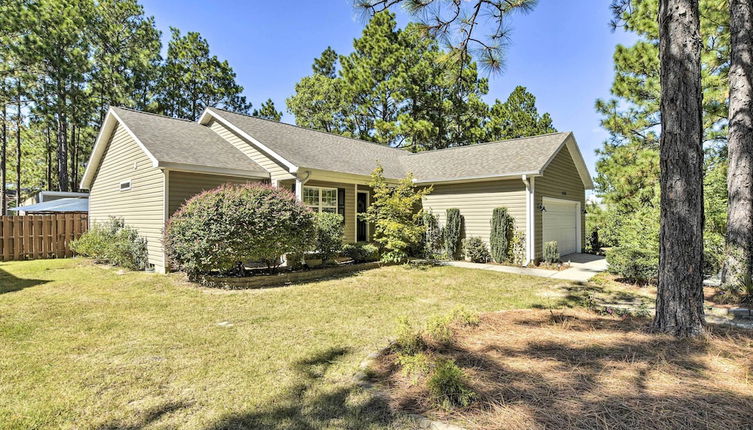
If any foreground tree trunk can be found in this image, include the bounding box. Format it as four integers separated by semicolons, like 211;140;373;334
15;88;21;207
722;0;753;288
1;105;6;216
653;0;706;336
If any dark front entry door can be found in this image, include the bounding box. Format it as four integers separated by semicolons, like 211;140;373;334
357;192;368;242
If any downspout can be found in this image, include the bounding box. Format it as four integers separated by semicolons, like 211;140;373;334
522;175;535;265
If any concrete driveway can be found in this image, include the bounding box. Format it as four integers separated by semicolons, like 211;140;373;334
442;253;608;283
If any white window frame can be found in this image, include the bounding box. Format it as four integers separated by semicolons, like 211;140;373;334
303;186;338;213
119;179;132;191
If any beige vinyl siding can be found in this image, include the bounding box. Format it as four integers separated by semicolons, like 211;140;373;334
167;171;262;216
88;123;166;271
207;119;294;182
304;180;357;243
534;144;586;258
422;179;527;244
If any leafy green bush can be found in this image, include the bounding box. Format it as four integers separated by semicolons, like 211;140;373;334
427;358;475;410
489;207;513;262
607;247;658;284
444;208;462;260
543;241;559;263
314;212;344;263
71;217;148;271
363;165;432;263
394;316;426;355
341;242;380;263
463;236;490;263
449;306;480;327
426;314;454;345
703;232;724;277
164;183;316;277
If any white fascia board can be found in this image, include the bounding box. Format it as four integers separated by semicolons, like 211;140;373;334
80;108;160;189
539;132;594;190
198;108;299;174
413;172;540;185
160;163;270;179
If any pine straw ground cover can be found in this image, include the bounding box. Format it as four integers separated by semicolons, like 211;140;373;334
371;309;753;430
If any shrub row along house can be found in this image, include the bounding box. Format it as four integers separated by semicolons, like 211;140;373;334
80;107;593;272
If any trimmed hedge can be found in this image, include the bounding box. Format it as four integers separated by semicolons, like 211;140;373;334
606;247;658;284
543;241;559;264
164;183;316;277
314;212;344;263
341;242;379;263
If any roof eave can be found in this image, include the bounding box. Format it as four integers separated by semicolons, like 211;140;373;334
159;162;271;179
413;172;541;185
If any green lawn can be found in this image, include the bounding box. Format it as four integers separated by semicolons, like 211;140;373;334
1;259;580;429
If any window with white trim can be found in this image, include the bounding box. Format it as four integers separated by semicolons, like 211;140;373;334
303;186;338;213
119;180;132;191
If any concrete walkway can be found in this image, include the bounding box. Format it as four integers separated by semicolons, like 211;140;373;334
442;253;608;283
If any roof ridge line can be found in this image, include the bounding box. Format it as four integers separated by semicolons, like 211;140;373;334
207;107;410;153
112;106;196;123
404;132;571;156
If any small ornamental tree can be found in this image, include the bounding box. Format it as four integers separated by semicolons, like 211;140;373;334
164;183;316;277
363;165;432;263
489;207;514;263
444;209;462;260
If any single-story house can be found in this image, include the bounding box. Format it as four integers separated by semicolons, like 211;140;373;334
80;107;593;272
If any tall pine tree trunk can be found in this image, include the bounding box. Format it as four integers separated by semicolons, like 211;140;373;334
1;104;6;216
46;127;52;190
722;0;753;288
653;0;705;337
56;103;69;192
15;91;21;207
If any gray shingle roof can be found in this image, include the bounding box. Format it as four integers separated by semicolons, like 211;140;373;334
207;108;409;178
401;133;571;182
112;107;269;176
207;108;576;182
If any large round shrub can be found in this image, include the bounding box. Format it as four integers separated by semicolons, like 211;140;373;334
164;183;316;277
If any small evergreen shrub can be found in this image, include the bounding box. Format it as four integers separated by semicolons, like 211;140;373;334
314;212;344;263
463;237;490;263
606;247;658;284
543;241;560;263
164;183;316;277
450;306;480;327
489;207;514;262
421;211;444;259
426;314;454;345
341;242;380;263
396;352;431;384
587;229;601;254
444;208;462;260
510;230;527;266
394;316;426;355
71;217;148;271
427;358;476;410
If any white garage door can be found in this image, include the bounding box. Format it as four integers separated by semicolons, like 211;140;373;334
542;198;579;255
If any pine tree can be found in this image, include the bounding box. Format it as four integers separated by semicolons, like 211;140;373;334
654;0;705;336
722;0;753;289
486;86;557;141
252;99;283;121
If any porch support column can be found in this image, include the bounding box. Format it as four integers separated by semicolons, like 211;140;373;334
295;177;303;201
354;184;358;242
523;175;536;265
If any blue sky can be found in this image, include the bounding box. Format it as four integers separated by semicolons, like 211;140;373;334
140;0;636;180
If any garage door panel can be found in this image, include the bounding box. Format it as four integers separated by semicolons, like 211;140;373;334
542;199;578;255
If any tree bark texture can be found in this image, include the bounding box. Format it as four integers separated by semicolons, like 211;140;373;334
653;0;706;336
722;0;753;288
1;105;6;216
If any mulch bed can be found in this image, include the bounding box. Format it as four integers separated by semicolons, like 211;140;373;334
370;309;753;430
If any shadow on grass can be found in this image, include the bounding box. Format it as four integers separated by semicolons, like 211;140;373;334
95;401;193;430
205;347;396;429
416;313;753;429
0;266;49;294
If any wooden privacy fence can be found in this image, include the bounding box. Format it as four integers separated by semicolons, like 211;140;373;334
0;214;88;261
